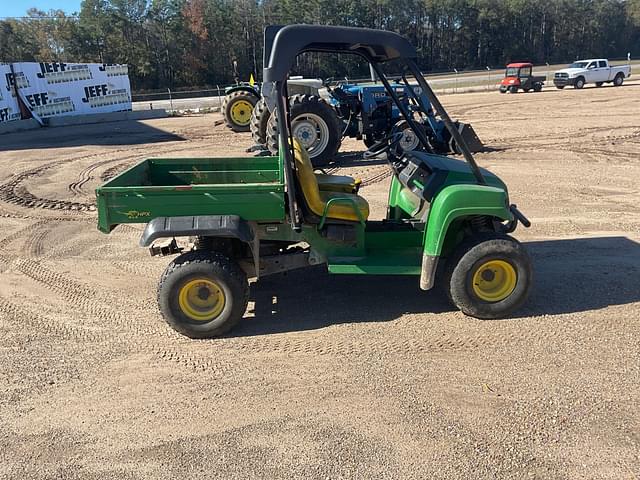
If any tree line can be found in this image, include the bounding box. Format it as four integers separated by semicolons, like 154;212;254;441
1;0;638;92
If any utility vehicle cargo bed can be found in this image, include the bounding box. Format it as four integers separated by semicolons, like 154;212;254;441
96;156;285;233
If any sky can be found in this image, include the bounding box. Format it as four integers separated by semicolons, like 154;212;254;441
1;0;82;17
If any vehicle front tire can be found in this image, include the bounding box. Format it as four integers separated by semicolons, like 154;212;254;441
613;74;624;87
222;91;258;132
444;233;533;319
574;77;585;89
158;251;249;338
509;86;518;93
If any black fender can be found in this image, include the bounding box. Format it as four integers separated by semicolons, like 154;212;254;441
140;215;254;247
224;85;260;98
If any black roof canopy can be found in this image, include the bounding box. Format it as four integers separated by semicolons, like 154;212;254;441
263;24;417;83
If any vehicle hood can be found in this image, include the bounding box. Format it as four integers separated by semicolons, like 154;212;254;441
500;76;519;85
555;68;586;76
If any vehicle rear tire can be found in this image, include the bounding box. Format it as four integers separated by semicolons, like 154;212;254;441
266;94;342;166
250;98;270;145
574;77;585;89
222;91;258;132
509;86;518;94
613;74;624;87
523;88;530;93
157;250;249;338
444;233;533;319
595;82;604;88
533;83;543;92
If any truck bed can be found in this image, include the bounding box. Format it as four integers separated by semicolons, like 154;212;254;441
96;156;285;233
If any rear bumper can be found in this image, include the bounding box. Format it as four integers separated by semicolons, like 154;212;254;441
553;77;575;87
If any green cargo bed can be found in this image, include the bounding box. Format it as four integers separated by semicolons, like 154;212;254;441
96;156;285;233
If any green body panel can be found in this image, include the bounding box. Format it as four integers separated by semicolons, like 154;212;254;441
95;149;517;279
423;184;512;256
96;156;285;233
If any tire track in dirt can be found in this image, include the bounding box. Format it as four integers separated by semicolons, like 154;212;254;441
0;296;241;375
0;143;197;213
20;223;52;258
0;250;167;337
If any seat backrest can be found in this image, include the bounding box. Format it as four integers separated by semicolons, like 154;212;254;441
292;139;323;216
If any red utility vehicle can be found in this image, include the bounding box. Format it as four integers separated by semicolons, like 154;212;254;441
499;63;545;93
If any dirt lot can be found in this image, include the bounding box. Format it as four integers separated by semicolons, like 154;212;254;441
1;82;639;479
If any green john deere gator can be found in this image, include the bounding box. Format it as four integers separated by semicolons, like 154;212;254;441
96;25;533;338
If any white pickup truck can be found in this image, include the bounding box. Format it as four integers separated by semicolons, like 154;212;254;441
553;59;631;89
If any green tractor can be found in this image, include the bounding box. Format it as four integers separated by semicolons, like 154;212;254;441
96;25;533;339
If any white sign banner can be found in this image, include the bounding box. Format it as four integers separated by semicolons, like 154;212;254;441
2;62;131;123
0;64;22;124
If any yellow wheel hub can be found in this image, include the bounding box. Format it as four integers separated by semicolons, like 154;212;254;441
471;259;517;302
178;279;225;321
230;100;253;126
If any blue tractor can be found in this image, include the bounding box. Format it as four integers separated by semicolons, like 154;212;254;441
251;80;483;166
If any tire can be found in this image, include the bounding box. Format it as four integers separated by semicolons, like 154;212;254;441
574;77;585;89
595;82;603;88
509;86;518;94
533;83;543;92
523;88;530;93
363;135;379;148
250;98;270;145
556;85;565;90
157;250;249;338
443;233;533;319
613;74;624;87
222;90;258;132
266;94;342;167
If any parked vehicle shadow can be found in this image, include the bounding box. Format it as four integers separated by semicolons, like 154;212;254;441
231;235;640;337
0;119;185;152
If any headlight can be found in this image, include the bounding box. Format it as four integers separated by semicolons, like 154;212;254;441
508;79;515;84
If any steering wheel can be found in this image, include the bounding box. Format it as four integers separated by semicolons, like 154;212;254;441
363;131;404;159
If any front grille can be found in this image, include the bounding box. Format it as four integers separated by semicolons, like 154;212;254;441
555;72;569;78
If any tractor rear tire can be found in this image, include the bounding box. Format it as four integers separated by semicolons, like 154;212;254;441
444;233;533;319
574;77;585;89
509;86;518;93
222;91;258;132
614;74;624;86
266;94;342;167
533;83;543;92
523;88;530;93
250;98;270;145
556;86;565;90
157;250;249;338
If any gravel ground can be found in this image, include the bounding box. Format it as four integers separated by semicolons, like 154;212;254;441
0;81;639;479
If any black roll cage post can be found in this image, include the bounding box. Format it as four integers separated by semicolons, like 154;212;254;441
274;78;303;232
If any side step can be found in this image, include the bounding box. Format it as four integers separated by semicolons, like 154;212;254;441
328;248;422;275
